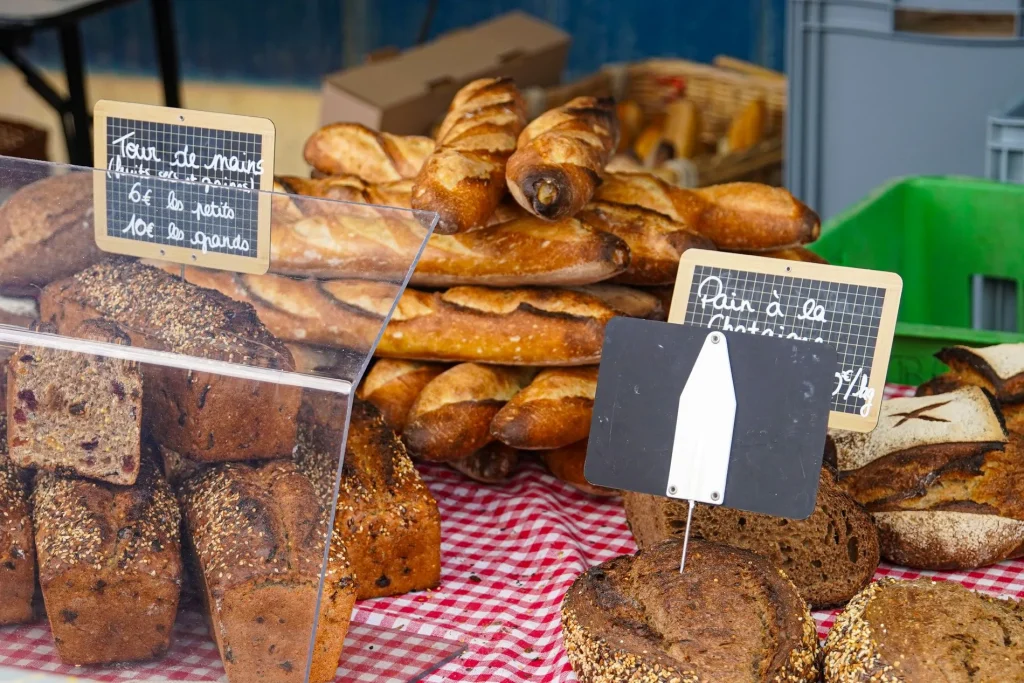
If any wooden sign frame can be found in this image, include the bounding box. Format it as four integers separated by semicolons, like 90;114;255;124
93;100;275;274
668;249;902;432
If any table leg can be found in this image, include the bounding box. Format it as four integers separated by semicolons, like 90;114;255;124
150;0;182;108
58;22;92;167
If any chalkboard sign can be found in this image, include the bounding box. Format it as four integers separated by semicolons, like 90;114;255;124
669;250;902;431
92;101;275;274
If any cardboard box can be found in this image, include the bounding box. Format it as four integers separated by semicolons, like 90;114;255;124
320;11;570;134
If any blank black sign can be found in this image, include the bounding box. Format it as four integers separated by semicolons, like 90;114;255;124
103;116;263;258
585;318;836;520
681;264;884;417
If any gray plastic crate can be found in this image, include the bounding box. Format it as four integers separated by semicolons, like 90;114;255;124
786;0;1024;219
988;96;1024;183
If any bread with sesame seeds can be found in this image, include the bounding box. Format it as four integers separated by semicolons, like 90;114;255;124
39;258;302;463
623;467;879;608
179;458;356;683
0;407;36;626
8;319;143;485
32;449;182;665
561;538;820;683
832;387;1024;570
294;397;441;600
823;578;1024;682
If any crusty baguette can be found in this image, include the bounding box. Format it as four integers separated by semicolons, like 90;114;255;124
506;96;619;220
357;359;447;433
594;173;819;252
448;442;520;483
412;78;527;234
303;122;435;182
662;99;702;159
491;367;597;450
271;180;628;287
615;100;644;154
751;246;828;264
578;200;714;285
542;441;615;497
644;286;675;317
567;284;665;321
403;363;534;462
156;264;621;366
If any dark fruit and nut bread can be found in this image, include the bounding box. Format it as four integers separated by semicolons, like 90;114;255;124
823;578;1024;682
179;459;356;683
39;259;301;462
919;344;1024;431
0;409;35;625
32;452;182;665
623;467;879;608
832;386;1024;570
295;397;441;600
561;538;820;683
8;319;142;484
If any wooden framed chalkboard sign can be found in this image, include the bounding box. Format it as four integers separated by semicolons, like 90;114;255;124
668;249;902;432
92;100;275;274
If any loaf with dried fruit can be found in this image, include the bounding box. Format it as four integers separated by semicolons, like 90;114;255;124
0;406;34;626
8;319;142;484
33;452;182;665
412;78;527;233
40;259;301;463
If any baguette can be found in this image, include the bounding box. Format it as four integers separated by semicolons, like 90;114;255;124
662;99;702;159
271;183;628;287
403;363;534;461
303;122;435;182
541;441;615;497
357;359;447;432
615;100;644;154
567;284;665;320
594;172;819;252
412;78;527;234
751;246;828;264
506;96;619;220
491;367;597;450
158;265;620;365
448;442;520;484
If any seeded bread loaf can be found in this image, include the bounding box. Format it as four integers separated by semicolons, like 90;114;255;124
0;173;102;294
8;319;143;484
39;259;301;462
403;363;535;461
823;578;1024;682
294;398;441;600
357;360;448;433
0;407;35;626
491;367;597;450
561;538;820;683
623;467;880;608
33;452;182;665
179;459;356;683
833;387;1022;570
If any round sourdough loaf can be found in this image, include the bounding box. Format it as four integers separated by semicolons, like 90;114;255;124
823;578;1024;682
561;538;820;683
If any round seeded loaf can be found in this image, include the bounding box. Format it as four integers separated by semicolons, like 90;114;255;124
561;538;820;683
824;578;1024;682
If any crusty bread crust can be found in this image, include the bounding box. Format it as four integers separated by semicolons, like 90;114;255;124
357;360;448;433
541;441;615;497
491;367;597;450
303;123;434;182
937;344;1024;402
0;426;34;626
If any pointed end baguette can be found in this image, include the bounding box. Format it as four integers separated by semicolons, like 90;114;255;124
541;441;615;497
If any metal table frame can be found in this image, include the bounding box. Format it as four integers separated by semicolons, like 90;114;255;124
0;0;181;167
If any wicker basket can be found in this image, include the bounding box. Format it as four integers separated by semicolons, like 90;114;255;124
525;56;787;187
0;119;48;161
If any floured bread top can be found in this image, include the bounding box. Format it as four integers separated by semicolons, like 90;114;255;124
955;344;1024;380
832;386;1007;471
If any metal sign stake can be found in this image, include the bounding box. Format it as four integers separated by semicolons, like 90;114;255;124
679;499;696;572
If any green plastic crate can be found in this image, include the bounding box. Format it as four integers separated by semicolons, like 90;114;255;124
808;176;1024;387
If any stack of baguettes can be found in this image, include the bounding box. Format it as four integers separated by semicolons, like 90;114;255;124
271;77;822;491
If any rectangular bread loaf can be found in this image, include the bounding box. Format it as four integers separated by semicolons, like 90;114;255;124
32;451;182;665
39;259;301;462
0;408;35;625
295;396;441;600
8;319;143;484
179;459;356;683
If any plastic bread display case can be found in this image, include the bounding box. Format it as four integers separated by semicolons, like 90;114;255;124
0;155;451;682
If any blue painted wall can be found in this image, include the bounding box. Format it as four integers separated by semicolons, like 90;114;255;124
22;0;787;86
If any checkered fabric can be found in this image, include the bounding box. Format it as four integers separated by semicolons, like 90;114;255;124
4;384;1024;682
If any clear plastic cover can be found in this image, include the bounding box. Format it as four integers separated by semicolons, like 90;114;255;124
0;155;451;682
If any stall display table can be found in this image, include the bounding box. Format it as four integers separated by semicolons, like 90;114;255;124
2;385;1022;682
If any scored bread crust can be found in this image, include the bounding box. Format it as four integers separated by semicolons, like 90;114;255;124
357;360;448;433
491;367;598;450
936;345;1024;402
302;122;435;182
823;578;1024;682
561;539;820;683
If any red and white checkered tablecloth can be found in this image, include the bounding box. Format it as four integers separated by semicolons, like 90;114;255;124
4;384;1024;682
